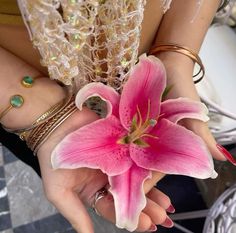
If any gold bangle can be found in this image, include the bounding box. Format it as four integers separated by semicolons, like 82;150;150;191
26;99;73;150
149;43;205;84
34;103;77;154
0;75;39;122
26;95;77;155
3;100;62;135
2;86;73;139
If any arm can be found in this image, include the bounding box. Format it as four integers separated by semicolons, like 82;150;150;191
0;46;100;233
0;46;172;233
151;0;227;161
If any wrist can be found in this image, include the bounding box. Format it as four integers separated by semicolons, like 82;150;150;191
37;107;99;159
153;50;195;77
1;77;66;128
156;54;201;101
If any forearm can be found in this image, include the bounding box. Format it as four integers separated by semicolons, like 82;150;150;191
0;46;99;158
152;0;220;100
0;46;66;128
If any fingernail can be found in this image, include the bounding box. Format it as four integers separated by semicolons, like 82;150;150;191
216;144;236;166
147;224;157;232
166;204;175;213
107;195;114;201
162;216;174;228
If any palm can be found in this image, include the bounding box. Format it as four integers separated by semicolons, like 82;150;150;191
41;165;108;207
36;108;171;232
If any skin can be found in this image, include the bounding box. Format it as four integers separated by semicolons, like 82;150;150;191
0;0;226;232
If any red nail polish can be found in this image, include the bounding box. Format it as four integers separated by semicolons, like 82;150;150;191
107;195;114;201
162;216;174;228
166;204;175;213
148;224;157;232
216;144;236;166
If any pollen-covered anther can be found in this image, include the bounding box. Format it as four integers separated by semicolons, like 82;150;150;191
149;119;157;126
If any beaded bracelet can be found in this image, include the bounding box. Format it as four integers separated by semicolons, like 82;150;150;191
0;76;36;121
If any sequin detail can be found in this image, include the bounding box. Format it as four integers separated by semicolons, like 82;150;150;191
17;0;172;90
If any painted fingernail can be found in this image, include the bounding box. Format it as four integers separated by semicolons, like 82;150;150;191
107;194;114;201
162;216;174;228
166;204;175;213
216;144;236;166
147;224;157;232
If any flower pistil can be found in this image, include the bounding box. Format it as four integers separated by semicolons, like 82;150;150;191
118;99;159;147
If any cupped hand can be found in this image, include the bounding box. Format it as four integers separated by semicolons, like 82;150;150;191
37;107;172;233
159;54;228;162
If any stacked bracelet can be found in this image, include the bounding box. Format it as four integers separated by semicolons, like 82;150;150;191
149;43;205;84
1;75;78;155
26;95;77;155
3;99;64;140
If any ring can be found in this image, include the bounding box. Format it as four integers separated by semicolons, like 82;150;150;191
92;187;108;216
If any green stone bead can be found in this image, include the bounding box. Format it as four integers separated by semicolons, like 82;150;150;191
21;76;34;87
10;95;24;108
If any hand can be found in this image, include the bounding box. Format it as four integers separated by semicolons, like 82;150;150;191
160;53;227;162
37;107;172;233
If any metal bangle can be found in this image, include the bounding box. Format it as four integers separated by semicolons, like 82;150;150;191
26;96;77;155
149;43;205;84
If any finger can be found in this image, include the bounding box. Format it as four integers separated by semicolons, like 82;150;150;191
95;193;156;232
144;171;165;193
143;198;167;225
143;198;174;228
146;188;172;211
48;189;94;233
94;192;115;222
182;119;226;161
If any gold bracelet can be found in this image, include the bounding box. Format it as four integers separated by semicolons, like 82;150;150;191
2;86;73;140
0;75;39;122
26;97;71;152
149;43;205;84
26;95;77;155
3;100;62;135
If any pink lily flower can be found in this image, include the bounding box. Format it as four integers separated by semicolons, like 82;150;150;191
51;55;217;231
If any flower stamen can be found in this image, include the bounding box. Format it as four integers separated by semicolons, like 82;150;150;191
120;99;160;145
136;104;143;129
140;134;159;140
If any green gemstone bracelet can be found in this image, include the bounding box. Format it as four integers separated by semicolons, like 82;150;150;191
0;76;35;121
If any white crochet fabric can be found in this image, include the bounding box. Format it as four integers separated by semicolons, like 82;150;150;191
17;0;172;91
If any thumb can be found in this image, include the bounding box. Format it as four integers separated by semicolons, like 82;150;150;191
50;190;94;233
183;119;229;161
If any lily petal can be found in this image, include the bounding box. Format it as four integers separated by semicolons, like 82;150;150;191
160;98;209;123
51;115;132;176
109;165;151;232
119;55;166;130
130;119;217;179
75;82;120;118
